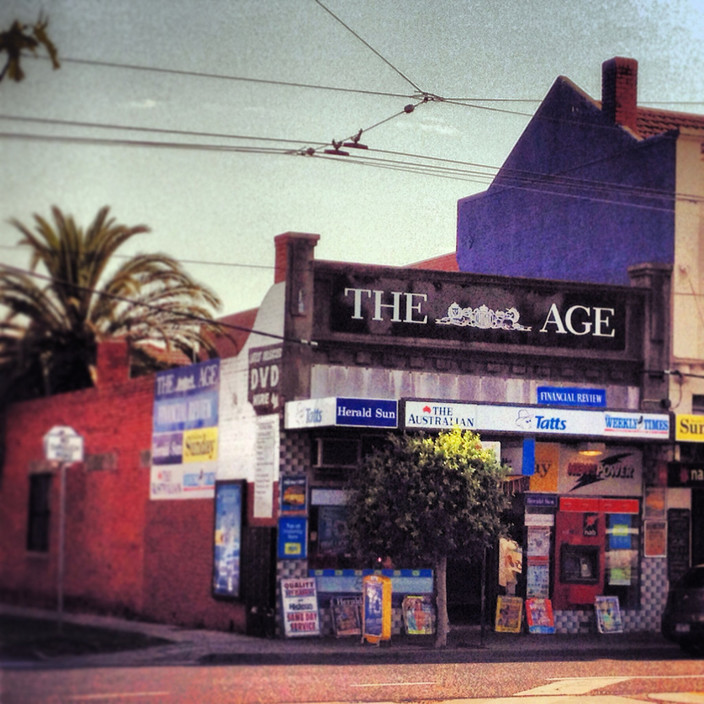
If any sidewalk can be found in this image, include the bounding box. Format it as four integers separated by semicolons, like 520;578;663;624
0;602;680;668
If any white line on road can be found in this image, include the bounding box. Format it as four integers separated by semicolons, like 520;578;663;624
514;677;630;696
350;681;437;687
67;692;170;701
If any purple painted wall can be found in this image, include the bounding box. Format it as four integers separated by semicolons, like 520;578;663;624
457;74;677;284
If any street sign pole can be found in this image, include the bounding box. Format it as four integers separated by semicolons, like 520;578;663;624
57;460;66;633
42;426;84;634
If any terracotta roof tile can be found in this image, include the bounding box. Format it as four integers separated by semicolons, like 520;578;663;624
407;252;458;271
636;106;704;138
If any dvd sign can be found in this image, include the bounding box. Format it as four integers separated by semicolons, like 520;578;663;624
249;345;282;414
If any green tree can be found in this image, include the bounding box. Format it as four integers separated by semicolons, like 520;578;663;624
344;427;511;647
0;205;223;400
0;15;60;84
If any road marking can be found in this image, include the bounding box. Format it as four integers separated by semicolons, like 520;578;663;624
514;677;630;696
67;693;170;701
350;681;437;687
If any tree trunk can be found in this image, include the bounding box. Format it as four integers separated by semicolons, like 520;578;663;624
435;554;449;648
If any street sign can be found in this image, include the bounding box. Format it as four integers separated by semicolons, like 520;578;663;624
43;426;84;463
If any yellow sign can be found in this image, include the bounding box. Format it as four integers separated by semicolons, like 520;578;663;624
183;427;218;462
676;414;704;442
530;443;559;493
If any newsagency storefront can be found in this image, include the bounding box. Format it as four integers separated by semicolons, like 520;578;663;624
271;255;672;636
282;395;670;636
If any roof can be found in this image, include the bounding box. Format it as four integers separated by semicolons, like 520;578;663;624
635;106;704;139
407;252;458;272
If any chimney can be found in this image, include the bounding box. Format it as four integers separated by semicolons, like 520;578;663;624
274;232;320;284
601;57;638;133
93;338;130;386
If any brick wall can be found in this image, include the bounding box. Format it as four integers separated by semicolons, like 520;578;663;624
0;371;246;631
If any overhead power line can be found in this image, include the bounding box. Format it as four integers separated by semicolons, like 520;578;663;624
0;264;317;347
312;0;423;94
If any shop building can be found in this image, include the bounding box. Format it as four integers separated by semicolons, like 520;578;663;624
0;232;675;636
272;233;672;635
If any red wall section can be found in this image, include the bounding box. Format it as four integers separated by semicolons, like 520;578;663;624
0;371;246;631
142;500;245;632
0;377;153;615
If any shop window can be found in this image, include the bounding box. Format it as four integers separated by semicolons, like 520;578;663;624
693;395;704;415
27;473;52;552
560;544;599;584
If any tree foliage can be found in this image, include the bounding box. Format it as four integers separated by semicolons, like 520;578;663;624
0;206;224;400
345;428;511;565
0;15;60;84
344;427;512;646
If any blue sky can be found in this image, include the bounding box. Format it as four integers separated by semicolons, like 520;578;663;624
2;0;703;313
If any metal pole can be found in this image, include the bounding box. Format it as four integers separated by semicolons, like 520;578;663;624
57;461;66;633
480;546;487;646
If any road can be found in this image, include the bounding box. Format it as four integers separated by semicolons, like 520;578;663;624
2;655;704;704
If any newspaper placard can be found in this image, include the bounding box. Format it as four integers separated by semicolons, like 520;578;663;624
495;596;523;633
331;597;362;637
595;595;623;634
402;595;435;635
281;577;320;637
525;598;555;634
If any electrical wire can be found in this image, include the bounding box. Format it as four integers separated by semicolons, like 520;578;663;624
312;0;423;94
0;264;317;347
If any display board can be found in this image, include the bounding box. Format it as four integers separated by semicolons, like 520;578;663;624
331;597;362;637
495;596;523;633
281;577;320;637
402;595;435;635
525;598;555;634
595;595;623;633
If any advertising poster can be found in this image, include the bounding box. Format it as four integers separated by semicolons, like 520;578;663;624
212;481;243;598
278;516;307;559
595;596;623;633
644;520;667;558
281;578;320;637
281;476;307;513
150;359;220;500
495;596;523;633
526;562;550;599
402;595;435;635
526;598;555;634
362;574;392;643
530;443;559;493
331;597;362;637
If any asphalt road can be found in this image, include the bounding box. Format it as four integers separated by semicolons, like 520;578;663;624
2;653;704;703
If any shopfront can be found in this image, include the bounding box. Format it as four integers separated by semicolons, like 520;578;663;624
270;237;672;635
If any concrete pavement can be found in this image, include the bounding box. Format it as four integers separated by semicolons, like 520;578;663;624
0;602;686;668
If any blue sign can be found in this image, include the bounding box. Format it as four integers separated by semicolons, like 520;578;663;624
335;398;398;428
537;386;606;408
153;359;220;433
212;481;243;598
278;517;308;559
522;438;535;476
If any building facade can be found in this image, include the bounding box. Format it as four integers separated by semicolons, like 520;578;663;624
0;231;677;636
456;56;704;575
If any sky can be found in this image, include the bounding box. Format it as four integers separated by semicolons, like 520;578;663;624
2;0;704;315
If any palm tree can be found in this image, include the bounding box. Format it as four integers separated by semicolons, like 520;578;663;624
0;205;224;400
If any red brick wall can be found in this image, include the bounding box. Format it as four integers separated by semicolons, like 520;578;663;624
0;377;153;615
0;372;246;631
